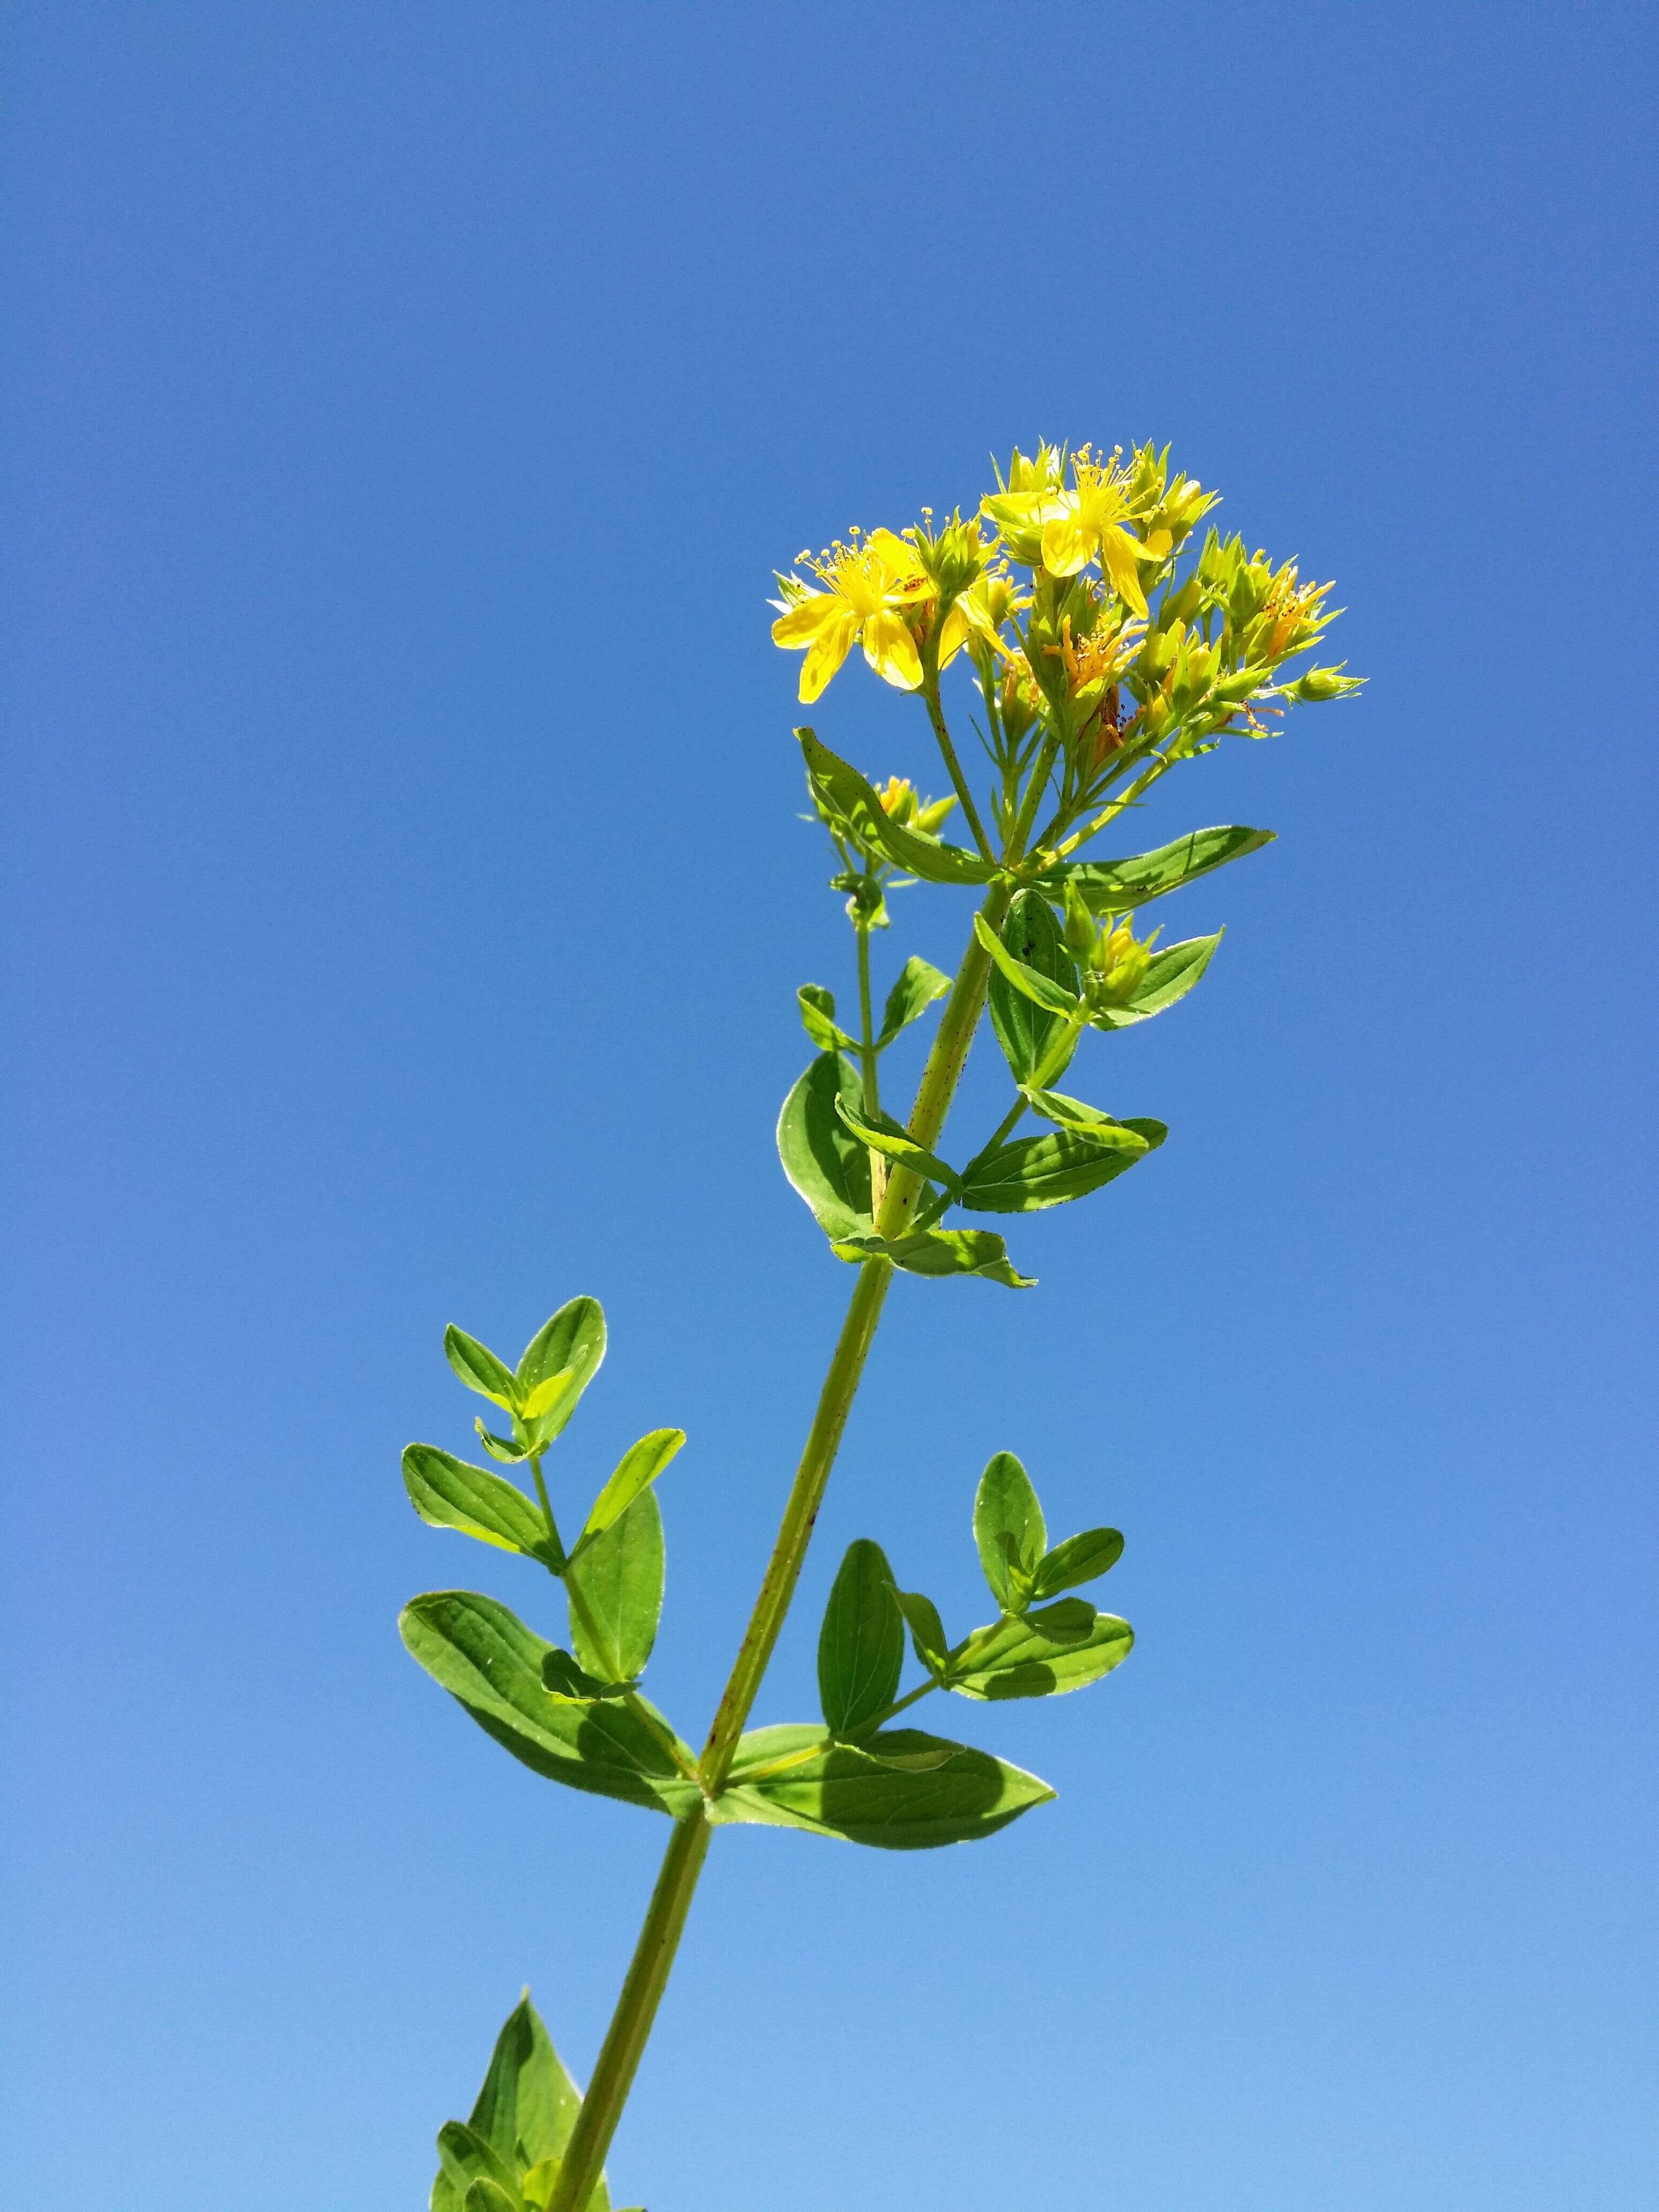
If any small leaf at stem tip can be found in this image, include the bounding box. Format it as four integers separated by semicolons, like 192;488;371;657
876;955;951;1049
974;1452;1047;1610
445;1326;520;1409
797;982;856;1053
465;1990;600;2199
829;1227;1035;1288
1037;824;1275;911
833;1095;962;1195
818;1538;905;1736
974;911;1082;1015
989;888;1081;1089
797;729;998;885
894;1588;950;1677
475;1419;533;1464
1032;1527;1125;1598
950;1603;1134;1701
515;1297;608;1445
519;1368;578;1422
577;1429;685;1548
403;1444;552;1557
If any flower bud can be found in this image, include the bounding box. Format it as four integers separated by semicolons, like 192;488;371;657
914;794;958;835
1086;915;1158;1007
876;775;918;825
1062;878;1096;954
1287;664;1362;703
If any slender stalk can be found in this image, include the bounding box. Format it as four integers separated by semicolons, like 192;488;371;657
921;671;995;861
855;914;886;1211
547;727;1040;2212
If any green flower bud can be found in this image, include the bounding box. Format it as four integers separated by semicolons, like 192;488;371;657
1061;878;1096;955
1287;664;1362;703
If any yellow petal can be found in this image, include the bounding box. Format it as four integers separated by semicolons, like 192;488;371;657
936;602;969;669
861;608;923;691
1100;528;1148;617
772;593;840;648
798;608;860;701
867;528;925;585
1040;507;1094;578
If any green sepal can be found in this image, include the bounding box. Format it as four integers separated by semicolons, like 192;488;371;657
778;1051;873;1242
987;889;1081;1087
514;1298;607;1445
797;983;856;1053
574;1429;685;1554
974;1451;1045;1611
402;1444;558;1563
829;1226;1035;1289
1087;931;1222;1030
798;728;998;884
974;910;1082;1015
399;1589;697;1814
1031;1527;1125;1598
894;1588;950;1678
445;1326;519;1409
714;1723;1056;1849
959;1118;1157;1213
833;1095;962;1197
1037;824;1275;911
876;955;951;1048
950;1601;1134;1700
817;1538;905;1736
565;1490;665;1683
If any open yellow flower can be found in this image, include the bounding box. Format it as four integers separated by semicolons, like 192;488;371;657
981;447;1156;616
771;530;930;702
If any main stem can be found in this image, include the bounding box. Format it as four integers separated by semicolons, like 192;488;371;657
547;731;1060;2212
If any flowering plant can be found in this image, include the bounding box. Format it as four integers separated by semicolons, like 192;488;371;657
400;443;1359;2212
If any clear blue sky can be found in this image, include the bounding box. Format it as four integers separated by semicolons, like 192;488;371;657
4;8;1654;2209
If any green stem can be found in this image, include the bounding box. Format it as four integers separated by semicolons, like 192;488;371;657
855;915;885;1211
545;715;1043;2212
851;1675;940;1735
922;670;995;861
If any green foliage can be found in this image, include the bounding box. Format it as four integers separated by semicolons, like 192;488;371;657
1032;1526;1125;1598
961;1121;1157;1213
951;1603;1134;1700
798;728;997;885
833;1095;962;1196
566;1492;666;1685
715;1724;1055;1848
399;1590;696;1815
1084;930;1222;1030
817;1539;905;1736
1038;824;1275;913
776;1050;872;1240
987;889;1081;1087
876;955;951;1047
796;983;855;1053
828;1225;1035;1288
403;1445;557;1563
974;1451;1047;1611
576;1430;685;1552
430;1991;611;2212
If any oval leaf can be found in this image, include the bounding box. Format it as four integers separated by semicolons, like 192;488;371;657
987;889;1081;1087
959;1124;1152;1213
403;1444;552;1559
1032;1527;1125;1598
895;1588;950;1677
565;1490;665;1684
974;910;1082;1015
777;1051;873;1241
974;1452;1046;1610
834;1096;962;1196
829;1226;1035;1288
464;1991;602;2203
1041;824;1274;911
797;983;855;1053
817;1538;905;1736
876;955;951;1048
951;1603;1134;1700
798;728;997;885
399;1590;695;1813
446;1326;519;1409
715;1724;1055;1849
578;1428;685;1549
515;1297;607;1443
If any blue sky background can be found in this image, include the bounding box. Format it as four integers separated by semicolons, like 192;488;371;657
4;7;1655;2209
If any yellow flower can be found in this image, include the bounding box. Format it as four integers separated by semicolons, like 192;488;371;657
981;446;1158;616
936;570;1022;668
771;530;930;702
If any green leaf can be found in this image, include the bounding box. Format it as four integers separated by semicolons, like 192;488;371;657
446;1327;520;1409
467;1991;593;2182
1087;932;1222;1031
817;1539;905;1736
894;1588;950;1677
833;1095;962;1196
577;1429;685;1551
520;2163;560;2212
565;1490;664;1683
959;1120;1155;1213
1042;824;1275;913
403;1445;555;1560
828;1226;1035;1288
541;1647;611;1700
438;2123;521;2201
876;955;951;1049
987;890;1081;1087
777;1051;873;1242
974;910;1082;1015
798;728;998;884
476;1422;533;1465
951;1601;1134;1700
1031;1527;1125;1598
465;2180;525;2212
797;983;855;1053
1023;1088;1166;1143
974;1452;1046;1610
400;1589;697;1814
515;1298;607;1444
715;1724;1056;1848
